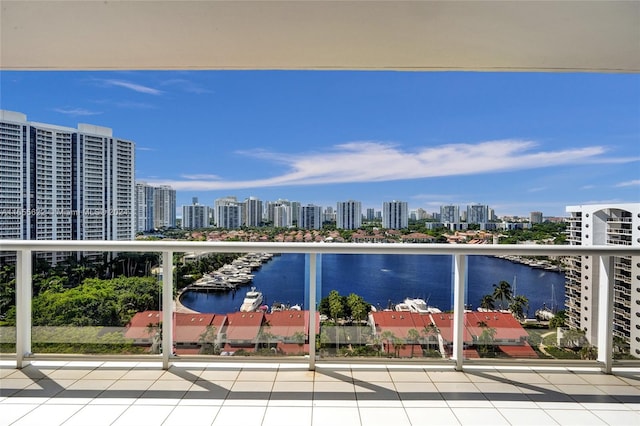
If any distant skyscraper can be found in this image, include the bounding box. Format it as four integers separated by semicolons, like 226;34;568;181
382;200;408;229
366;208;375;221
300;204;322;229
323;206;335;224
153;185;176;229
182;197;211;229
135;183;155;232
440;205;460;224
564;203;640;358
217;204;242;229
267;201;292;227
337;200;362;230
214;196;239;226
466;204;490;225
530;211;543;224
244;196;263;227
0;110;134;263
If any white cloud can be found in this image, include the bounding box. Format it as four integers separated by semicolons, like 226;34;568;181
615;179;640;187
527;187;547;193
136;147;155;152
146;140;637;191
181;173;222;180
102;79;162;95
160;79;213;94
54;107;101;116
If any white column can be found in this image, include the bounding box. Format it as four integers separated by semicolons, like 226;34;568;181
162;251;174;369
308;253;317;371
597;255;614;374
16;250;32;369
452;254;466;371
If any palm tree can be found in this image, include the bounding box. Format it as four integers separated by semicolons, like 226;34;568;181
380;330;395;357
407;328;420;358
479;294;496;311
422;323;439;353
509;295;529;321
492;280;513;310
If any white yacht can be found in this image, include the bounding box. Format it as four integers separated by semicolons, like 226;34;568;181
240;287;264;312
403;298;442;314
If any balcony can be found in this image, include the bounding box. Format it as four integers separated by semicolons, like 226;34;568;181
1;240;638;373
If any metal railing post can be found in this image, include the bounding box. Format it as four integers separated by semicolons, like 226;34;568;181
597;255;614;374
452;254;466;371
308;252;317;371
15;249;32;369
162;251;174;370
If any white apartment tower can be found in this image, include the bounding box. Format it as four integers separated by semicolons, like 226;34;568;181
382;200;408;230
135;182;155;232
564;203;640;358
153;185;176;229
299;204;322;230
266;201;292;228
336;200;362;230
0;110;134;263
182;197;211;229
467;203;490;225
244;196;263;227
440;205;460;224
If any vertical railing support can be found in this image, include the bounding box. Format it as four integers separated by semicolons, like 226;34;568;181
308;252;317;371
162;251;174;370
452;254;466;371
15;249;32;369
597;255;614;374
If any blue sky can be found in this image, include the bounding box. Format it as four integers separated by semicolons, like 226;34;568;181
1;71;638;218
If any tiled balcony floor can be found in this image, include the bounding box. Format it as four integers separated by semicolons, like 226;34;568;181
1;360;639;426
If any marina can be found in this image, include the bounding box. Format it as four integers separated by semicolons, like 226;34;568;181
180;253;566;316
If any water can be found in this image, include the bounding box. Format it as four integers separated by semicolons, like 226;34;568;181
180;253;564;316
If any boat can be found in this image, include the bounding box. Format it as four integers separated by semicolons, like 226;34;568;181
240;287;264;312
402;297;442;314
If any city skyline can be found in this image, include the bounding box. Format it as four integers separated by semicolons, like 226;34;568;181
1;70;638;217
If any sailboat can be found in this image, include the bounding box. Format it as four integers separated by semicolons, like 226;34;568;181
535;282;556;321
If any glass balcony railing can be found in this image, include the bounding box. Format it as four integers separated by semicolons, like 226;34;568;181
0;240;638;373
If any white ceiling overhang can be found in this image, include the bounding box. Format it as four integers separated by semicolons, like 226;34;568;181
1;0;639;72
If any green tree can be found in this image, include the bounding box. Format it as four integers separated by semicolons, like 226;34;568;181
327;290;344;323
198;325;218;355
407;328;420;358
479;294;496;311
380;330;395;357
549;311;566;329
422;323;439;353
492;280;513;310
509;295;529;321
292;331;306;353
345;293;368;322
477;322;497;355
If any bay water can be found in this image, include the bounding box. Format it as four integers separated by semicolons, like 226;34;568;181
180;253;564;316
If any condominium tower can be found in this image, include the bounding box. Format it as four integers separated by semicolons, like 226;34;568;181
182;197;211;229
0;110;134;262
336;200;362;230
382;200;408;230
299;204;322;230
564;203;640;358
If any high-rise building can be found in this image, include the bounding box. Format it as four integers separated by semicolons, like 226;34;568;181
266;200;292;228
323;206;335;224
564;203;640;358
0;110;135;263
440;205;460;224
530;211;544;224
217;204;242;229
382;200;408;230
244;196;263;227
336;200;362;230
366;208;375;221
152;185;176;229
182;197;211;229
467;203;490;225
299;204;322;229
214;196;239;226
135;183;155;232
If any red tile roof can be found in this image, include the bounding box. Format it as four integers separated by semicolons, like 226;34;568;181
224;311;265;341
